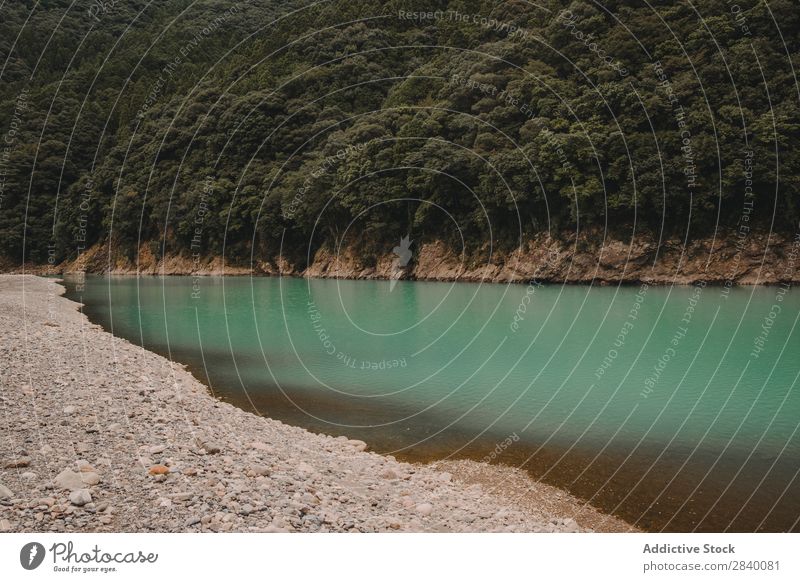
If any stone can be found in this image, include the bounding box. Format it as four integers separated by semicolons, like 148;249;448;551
0;519;11;532
148;445;166;454
136;457;154;468
69;489;92;506
415;503;434;516
347;439;368;452
562;518;580;532
148;465;170;476
0;483;14;499
199;441;221;454
54;469;100;491
4;456;30;468
379;468;399;480
251;465;271;477
63;405;77;415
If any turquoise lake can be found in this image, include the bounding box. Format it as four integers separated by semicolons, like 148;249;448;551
63;275;800;532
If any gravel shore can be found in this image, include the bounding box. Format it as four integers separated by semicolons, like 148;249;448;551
0;275;633;533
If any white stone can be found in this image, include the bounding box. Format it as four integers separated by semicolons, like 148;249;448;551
54;468;100;490
0;483;13;499
379;468;399;480
69;489;92;506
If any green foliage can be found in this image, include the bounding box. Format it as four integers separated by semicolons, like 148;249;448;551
1;0;798;266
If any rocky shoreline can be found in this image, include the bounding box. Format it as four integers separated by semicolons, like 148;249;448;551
7;230;799;286
0;275;633;533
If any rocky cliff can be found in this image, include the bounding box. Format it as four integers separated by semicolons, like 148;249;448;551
9;230;800;286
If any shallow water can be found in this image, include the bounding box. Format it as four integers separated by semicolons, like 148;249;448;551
64;275;800;532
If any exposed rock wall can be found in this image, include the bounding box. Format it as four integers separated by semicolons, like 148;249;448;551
8;231;800;286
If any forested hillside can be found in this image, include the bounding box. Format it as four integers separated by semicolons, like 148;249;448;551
1;0;798;270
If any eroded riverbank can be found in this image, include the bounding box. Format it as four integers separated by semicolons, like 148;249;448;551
6;230;799;286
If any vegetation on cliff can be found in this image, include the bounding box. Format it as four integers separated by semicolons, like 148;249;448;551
1;0;798;267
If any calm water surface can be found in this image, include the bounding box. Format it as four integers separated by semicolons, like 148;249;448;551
64;275;800;532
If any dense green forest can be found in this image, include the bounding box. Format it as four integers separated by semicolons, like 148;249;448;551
1;0;798;267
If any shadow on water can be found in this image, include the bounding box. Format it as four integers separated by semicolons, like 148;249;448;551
208;371;800;533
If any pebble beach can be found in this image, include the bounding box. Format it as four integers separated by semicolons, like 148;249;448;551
0;275;633;533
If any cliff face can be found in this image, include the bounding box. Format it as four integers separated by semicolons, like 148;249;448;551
303;231;800;285
12;230;800;285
